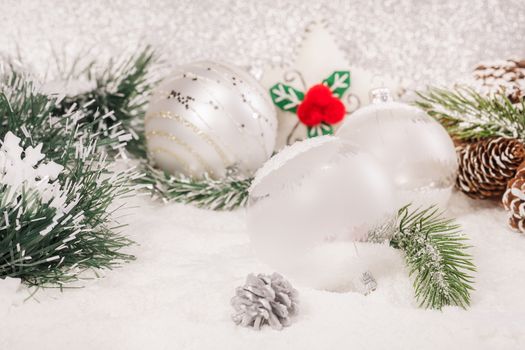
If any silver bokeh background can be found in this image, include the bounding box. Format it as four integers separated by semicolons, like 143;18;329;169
1;0;523;88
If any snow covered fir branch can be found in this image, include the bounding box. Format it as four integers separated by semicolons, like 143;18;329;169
49;46;157;158
137;162;252;211
416;86;525;141
390;205;475;310
0;72;137;287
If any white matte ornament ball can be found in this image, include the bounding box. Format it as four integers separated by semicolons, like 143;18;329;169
337;89;458;209
247;136;395;291
145;61;277;178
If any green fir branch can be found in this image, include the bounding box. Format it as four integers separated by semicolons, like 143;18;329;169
0;172;135;287
416;86;525;141
137;163;252;211
52;47;157;158
390;205;475;310
0;73;136;287
1;73;122;160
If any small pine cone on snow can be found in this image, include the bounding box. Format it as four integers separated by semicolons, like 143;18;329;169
503;164;525;233
456;137;525;199
473;59;525;104
231;273;298;330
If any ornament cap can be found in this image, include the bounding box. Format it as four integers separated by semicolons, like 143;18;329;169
370;88;393;104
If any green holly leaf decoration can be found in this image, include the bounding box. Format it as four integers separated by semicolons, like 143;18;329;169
269;83;305;113
322;71;351;98
307;122;334;138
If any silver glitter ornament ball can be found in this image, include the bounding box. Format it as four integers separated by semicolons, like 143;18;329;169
337;88;458;209
145;61;277;178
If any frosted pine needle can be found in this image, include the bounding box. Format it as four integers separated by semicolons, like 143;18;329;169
50;46;158;158
416;86;525;141
0;71;136;287
390;205;475;310
137;162;252;211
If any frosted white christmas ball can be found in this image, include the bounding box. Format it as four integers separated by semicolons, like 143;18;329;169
247;136;395;291
337;89;458;209
145;61;277;178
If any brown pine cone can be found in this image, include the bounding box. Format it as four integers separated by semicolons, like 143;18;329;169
473;59;525;104
502;164;525;233
456;137;525;199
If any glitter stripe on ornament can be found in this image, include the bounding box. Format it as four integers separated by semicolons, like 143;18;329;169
167;67;272;163
149;146;192;175
171;70;267;168
189;75;270;166
194;61;276;158
145;111;231;167
145;130;214;175
148;83;245;169
145;61;277;178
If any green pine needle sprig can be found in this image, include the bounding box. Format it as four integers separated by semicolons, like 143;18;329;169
136;163;252;211
0;168;136;287
0;72;136;287
416;86;525;141
390;205;476;310
52;46;157;158
1;72;123;161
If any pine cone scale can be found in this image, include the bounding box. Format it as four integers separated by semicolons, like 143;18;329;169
503;165;525;232
456;137;525;199
473;59;525;104
231;273;298;330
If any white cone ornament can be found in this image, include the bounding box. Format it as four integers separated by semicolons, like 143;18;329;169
337;88;458;209
145;61;277;178
247;136;395;291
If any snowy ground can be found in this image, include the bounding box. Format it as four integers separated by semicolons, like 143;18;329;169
3;191;525;350
2;1;525;348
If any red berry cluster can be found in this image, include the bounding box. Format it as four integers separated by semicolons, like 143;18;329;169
297;84;346;127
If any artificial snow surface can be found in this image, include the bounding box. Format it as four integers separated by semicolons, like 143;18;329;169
2;0;525;348
2;191;525;349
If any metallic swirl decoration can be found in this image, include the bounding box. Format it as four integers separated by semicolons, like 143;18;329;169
283;69;308;145
344;92;361;115
283;69;308;91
